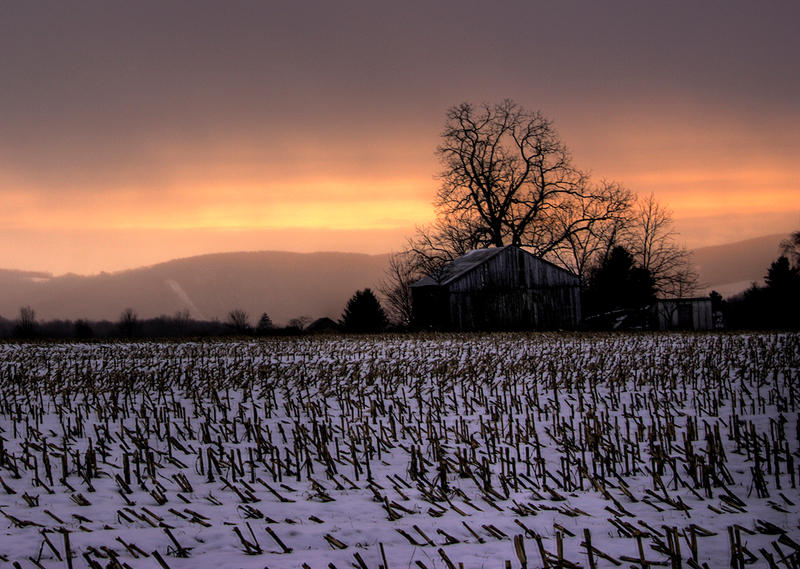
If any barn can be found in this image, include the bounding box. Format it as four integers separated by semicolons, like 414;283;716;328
652;297;714;330
410;245;581;331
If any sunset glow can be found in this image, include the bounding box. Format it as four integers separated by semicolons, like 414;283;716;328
1;1;798;275
2;179;435;232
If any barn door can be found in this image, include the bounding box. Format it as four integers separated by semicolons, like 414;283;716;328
677;303;693;329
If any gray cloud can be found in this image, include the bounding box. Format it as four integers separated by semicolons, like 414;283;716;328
0;1;797;191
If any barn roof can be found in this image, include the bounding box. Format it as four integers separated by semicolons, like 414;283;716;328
410;246;510;287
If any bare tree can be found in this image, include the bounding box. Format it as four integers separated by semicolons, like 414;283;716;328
118;307;139;336
402;100;639;284
404;216;483;283
172;309;192;334
388;100;695;310
548;180;634;283
287;316;311;330
435;99;591;253
379;251;419;326
623;193;698;298
15;305;37;337
226;309;250;332
18;305;35;327
781;229;800;267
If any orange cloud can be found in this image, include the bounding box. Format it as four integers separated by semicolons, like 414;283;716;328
620;168;799;217
2;177;436;231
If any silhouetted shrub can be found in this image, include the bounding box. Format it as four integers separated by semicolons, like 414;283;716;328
74;319;94;339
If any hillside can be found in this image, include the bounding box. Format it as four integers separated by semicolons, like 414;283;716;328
0;251;390;325
0;233;790;324
692;233;786;298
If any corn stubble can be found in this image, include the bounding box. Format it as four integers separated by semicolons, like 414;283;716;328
0;332;798;568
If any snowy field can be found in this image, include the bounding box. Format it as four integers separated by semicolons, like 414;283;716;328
0;333;798;569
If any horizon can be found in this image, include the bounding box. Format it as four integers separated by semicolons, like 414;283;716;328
0;229;791;280
0;233;789;326
2;1;799;275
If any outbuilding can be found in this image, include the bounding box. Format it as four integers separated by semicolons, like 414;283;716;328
652;298;713;330
410;245;581;331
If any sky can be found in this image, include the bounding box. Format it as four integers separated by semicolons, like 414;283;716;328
1;1;798;275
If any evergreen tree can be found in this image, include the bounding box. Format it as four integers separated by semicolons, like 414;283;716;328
709;290;724;312
764;256;800;328
726;254;800;329
765;256;798;292
256;312;274;334
584;246;656;317
340;289;387;333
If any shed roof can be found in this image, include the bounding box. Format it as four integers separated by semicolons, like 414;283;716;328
410;246;511;287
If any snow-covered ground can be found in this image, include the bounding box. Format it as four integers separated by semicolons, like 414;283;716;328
0;333;798;568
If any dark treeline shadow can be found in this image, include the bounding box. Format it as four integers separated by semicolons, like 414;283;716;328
0;315;309;341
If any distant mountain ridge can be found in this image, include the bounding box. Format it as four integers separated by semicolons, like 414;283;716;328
692;233;786;298
0;234;789;323
0;251;390;325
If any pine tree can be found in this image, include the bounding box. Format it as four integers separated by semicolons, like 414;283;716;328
765;256;798;292
584;246;656;317
340;289;387;333
763;256;800;328
256;312;274;333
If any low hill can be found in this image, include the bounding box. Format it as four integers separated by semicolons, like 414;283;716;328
0;251;390;326
0;233;790;324
693;233;786;298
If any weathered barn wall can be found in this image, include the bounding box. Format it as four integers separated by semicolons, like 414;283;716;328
411;246;580;331
654;298;713;330
446;246;578;291
410;286;449;330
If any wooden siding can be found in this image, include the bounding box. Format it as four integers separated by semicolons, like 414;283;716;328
447;247;577;292
412;246;581;331
654;298;713;330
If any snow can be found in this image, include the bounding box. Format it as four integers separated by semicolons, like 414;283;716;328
0;332;798;568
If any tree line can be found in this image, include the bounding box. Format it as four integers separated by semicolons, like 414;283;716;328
0;307;280;340
4;241;797;339
0;288;391;340
718;231;800;329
